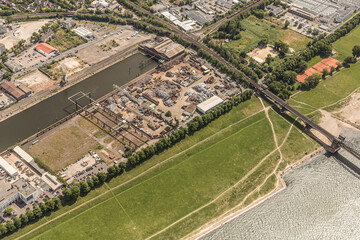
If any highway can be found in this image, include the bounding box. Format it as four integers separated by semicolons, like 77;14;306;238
127;0;360;158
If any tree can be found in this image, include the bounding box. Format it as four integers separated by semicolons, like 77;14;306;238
97;172;107;183
5;207;13;215
107;166;117;177
92;175;100;186
53;197;62;209
45;199;55;211
62;187;72;202
284;20;290;29
6;221;15;232
26;209;35;221
352;45;360;57
70;185;80;200
86;178;94;189
80;181;90;195
0;224;7;236
20;213;28;225
33;206;42;218
13;217;21;229
322;68;329;79
39;202;47;213
165;111;172;117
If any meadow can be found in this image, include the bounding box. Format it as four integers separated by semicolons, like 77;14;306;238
333;24;360;61
223;16;310;53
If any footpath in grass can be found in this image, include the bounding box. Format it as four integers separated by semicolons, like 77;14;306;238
29;110;274;239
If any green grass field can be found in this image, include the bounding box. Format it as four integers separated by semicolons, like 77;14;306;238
6;96;319;240
333;24;360;61
223;16;310;53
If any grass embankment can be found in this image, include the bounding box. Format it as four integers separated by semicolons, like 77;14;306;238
223;16;310;53
28;126;98;170
8;97;318;240
333;24;360;61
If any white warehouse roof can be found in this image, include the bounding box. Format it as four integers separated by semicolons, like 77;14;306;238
13;146;34;163
197;95;224;114
0;156;18;177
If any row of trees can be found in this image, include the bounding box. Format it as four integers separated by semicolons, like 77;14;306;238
0;197;61;237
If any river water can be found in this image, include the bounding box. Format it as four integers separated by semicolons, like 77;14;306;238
203;127;360;240
0;53;157;152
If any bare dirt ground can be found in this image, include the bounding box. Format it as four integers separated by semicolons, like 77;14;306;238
14;20;51;41
248;46;279;63
76;29;152;64
16;70;53;93
335;92;360;125
0;36;18;49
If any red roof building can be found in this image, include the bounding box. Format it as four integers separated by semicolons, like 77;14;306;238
296;57;342;83
0;81;26;101
34;43;59;56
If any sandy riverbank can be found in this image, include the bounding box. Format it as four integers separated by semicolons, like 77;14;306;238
0;45;140;123
186;147;325;240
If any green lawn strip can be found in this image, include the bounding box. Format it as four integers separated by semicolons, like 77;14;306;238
152;152;281;240
29;113;274;239
8;191;114;240
333;24;360;61
33;198;140;240
115;117;274;238
307;55;323;67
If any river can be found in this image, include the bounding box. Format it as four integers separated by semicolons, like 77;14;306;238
0;52;157;152
203;126;360;240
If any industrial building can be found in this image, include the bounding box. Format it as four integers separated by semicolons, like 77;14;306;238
196;95;224;114
0;156;18;178
161;11;196;32
73;27;93;39
4;60;21;72
62;19;75;29
0;81;27;101
0;178;38;211
34;42;59;56
0;43;5;55
141;37;185;61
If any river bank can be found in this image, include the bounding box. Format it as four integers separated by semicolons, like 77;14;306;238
200;126;360;240
0;45;140;123
186;147;325;240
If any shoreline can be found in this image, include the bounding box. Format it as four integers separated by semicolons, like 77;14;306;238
0;44;140;123
186;147;325;240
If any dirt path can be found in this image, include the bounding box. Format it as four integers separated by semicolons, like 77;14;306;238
145;99;292;240
184;100;297;240
15;107;266;240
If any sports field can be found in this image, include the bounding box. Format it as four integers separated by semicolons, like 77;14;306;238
6;96;317;240
223;16;311;53
333;24;360;61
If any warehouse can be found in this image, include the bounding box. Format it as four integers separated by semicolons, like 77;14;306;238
34;42;59;56
196;95;224;114
73;27;93;39
141;37;185;61
0;156;18;178
0;81;27;101
13;146;45;176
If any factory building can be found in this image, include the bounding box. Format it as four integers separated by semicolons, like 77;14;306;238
0;81;27;101
13;146;45;177
0;178;38;211
0;156;18;178
196;95;224;114
141;37;185;61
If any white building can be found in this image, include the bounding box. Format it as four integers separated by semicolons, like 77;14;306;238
0;178;38;211
73;27;93;39
0;156;18;178
197;95;224;114
161;11;196;32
